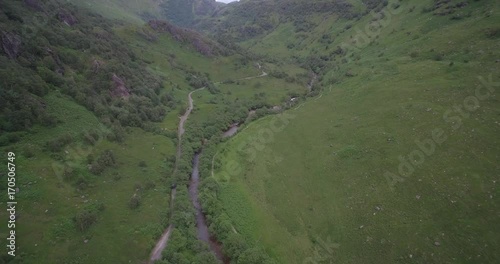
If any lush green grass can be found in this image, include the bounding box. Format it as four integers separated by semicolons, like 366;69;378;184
0;2;294;261
2;0;499;263
213;1;500;263
1;125;176;263
118;26;260;81
25;92;105;144
0;89;176;263
0;79;173;262
69;0;161;25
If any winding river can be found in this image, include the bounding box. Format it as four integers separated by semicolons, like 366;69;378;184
149;64;269;263
190;153;230;264
149;88;203;263
222;123;240;138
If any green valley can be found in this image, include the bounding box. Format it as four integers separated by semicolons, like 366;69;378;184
1;0;499;263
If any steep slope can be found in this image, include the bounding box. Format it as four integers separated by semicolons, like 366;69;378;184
0;0;308;263
71;0;223;26
209;0;500;263
161;0;222;27
70;0;164;24
2;0;499;263
197;0;360;41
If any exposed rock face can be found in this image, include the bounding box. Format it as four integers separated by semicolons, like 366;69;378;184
1;31;21;59
44;47;65;75
193;0;218;16
24;0;43;11
136;27;158;42
111;74;130;99
148;20;225;56
92;59;103;73
148;20;187;42
57;9;78;26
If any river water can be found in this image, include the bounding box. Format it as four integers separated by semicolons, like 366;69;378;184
189;153;230;264
222;123;240;138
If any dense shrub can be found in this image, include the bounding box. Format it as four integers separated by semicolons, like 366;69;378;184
89;150;116;175
129;193;141;209
73;202;105;232
0;1;172;133
46;133;73;152
74;209;97;232
82;129;100;145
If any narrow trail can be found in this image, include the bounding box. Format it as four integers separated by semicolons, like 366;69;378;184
149;64;267;263
178;88;205;138
148;88;203;263
238;71;268;80
174;87;205;172
149;226;173;263
149;188;176;263
236;63;267;81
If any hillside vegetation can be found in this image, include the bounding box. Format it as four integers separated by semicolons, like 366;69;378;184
1;0;499;263
210;0;500;263
0;0;308;263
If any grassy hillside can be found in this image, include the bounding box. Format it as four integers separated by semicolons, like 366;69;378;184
0;0;311;263
211;0;500;263
70;0;163;24
72;0;223;27
2;0;499;263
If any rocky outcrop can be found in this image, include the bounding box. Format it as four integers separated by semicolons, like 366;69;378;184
1;31;21;59
92;59;104;73
111;74;130;99
431;0;470;16
136;27;158;42
57;9;78;26
148;20;188;42
24;0;43;11
193;0;218;16
148;20;226;57
44;48;65;75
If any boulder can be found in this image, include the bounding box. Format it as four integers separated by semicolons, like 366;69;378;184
24;0;43;11
44;47;65;75
57;9;78;26
92;59;103;73
111;74;130;99
1;31;21;59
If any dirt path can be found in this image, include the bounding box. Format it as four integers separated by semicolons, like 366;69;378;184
149;63;268;263
149;225;173;263
237;70;267;81
174;87;205;171
178;88;205;137
236;63;267;81
148;88;203;263
149;188;176;263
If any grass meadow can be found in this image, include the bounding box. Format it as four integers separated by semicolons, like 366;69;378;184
212;1;500;263
0;92;177;263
